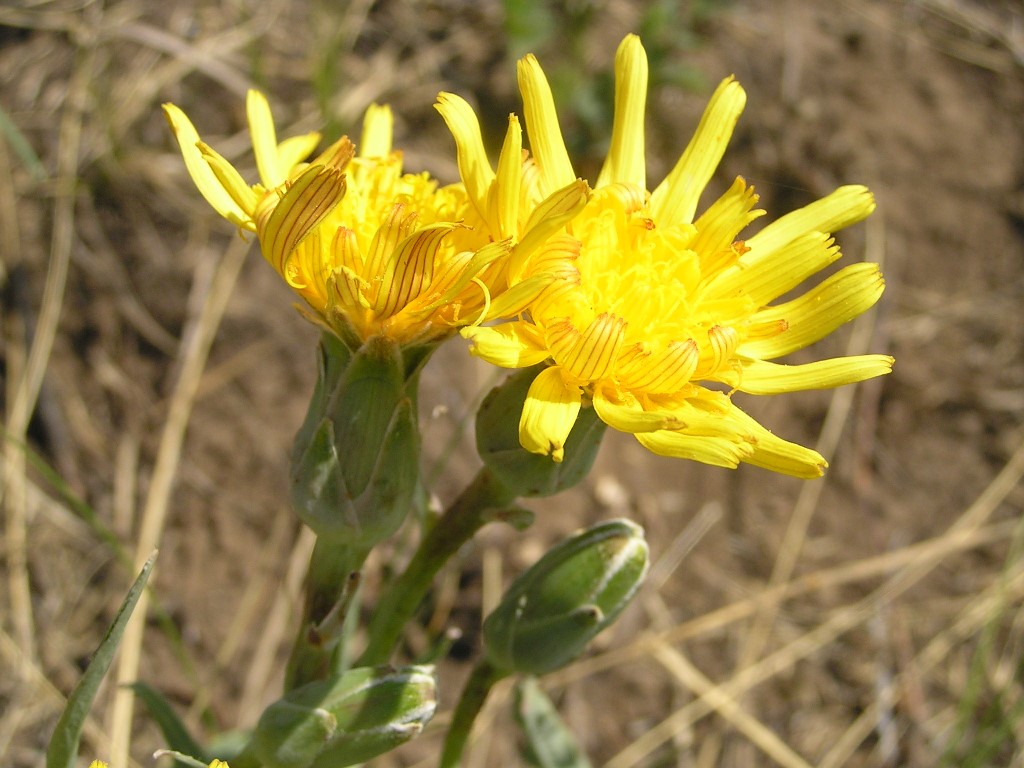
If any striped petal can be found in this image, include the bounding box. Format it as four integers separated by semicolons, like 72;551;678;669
738;262;885;359
705;231;841;308
257;165;346;275
546;313;627;382
745;185;875;256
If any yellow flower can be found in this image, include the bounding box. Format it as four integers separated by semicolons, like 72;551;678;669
163;91;584;347
88;762;109;768
455;35;893;477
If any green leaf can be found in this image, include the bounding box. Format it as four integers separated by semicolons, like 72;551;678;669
514;678;592;768
46;551;158;768
0;102;46;181
128;682;207;765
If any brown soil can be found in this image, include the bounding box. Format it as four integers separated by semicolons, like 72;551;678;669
2;1;1024;767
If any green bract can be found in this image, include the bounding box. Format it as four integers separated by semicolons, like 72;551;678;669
254;665;437;768
483;519;649;675
290;333;420;546
476;366;607;498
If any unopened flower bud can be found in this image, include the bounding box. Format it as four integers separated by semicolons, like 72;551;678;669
254;665;437;768
290;333;420;547
476;366;606;498
483;519;648;675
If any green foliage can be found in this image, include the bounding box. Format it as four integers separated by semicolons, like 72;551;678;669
46;553;157;768
128;683;209;766
515;677;593;768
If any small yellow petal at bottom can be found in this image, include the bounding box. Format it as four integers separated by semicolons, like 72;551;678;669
463;323;550;368
519;366;583;462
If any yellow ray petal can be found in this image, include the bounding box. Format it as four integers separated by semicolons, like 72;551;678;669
517;54;576;196
722;355;894;394
247;89;284;188
257;165;346;275
650;77;745;226
592;385;683;433
738;262;885;359
276;131;322;175
462;322;550;368
745;185;875;256
705;231;841;308
377;224;455;317
360;103;394;158
616;339;699;394
435;92;495;221
197;141;259;217
162;103;249;226
690;176;764;265
635;429;751;469
512;179;589;279
519;366;583;462
363;204;418;291
491;114;523;238
596;34;648;190
726;406;828;478
546;313;626;382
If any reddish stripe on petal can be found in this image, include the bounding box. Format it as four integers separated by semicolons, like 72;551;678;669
617;338;699;393
548;313;626;382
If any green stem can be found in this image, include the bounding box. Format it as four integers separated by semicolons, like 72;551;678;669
357;467;515;667
439;659;507;768
285;535;369;690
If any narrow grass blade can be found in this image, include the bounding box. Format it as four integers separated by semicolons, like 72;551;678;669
514;677;592;768
128;682;207;765
46;551;158;768
0;102;46;181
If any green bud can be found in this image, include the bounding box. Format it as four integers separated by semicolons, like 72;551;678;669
290;334;420;546
476;366;606;498
254;665;437;768
483;519;648;675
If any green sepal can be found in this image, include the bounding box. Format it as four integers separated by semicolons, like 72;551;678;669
476;366;606;498
254;665;437;768
483;520;648;675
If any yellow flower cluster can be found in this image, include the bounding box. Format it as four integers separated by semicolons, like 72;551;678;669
449;35;892;477
165;34;891;478
164;93;584;347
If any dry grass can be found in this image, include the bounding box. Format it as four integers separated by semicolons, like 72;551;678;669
2;0;1024;766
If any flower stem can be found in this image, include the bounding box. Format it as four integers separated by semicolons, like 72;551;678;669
357;467;515;667
439;659;507;768
285;535;369;690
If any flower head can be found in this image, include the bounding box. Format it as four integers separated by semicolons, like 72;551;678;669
455;35;893;477
164;92;584;348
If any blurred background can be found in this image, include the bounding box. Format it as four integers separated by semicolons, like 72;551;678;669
2;0;1023;766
